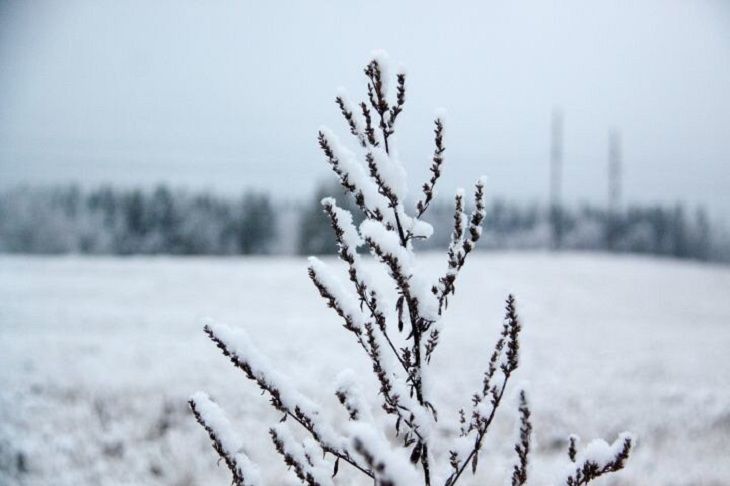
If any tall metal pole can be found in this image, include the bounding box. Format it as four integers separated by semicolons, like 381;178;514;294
607;128;621;250
550;109;563;250
608;129;621;214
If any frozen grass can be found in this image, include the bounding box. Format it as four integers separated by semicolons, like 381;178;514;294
1;253;729;485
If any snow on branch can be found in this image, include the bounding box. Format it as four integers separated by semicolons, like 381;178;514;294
188;392;262;486
336;89;368;148
321;197;363;250
335;369;374;423
438;177;487;312
319;199;406;366
508;389;532;486
445;294;522;485
202;321;372;478
349;422;421;486
191;51;633;486
416;115;446;218
308;256;369;335
562;433;633;485
390;69;406;129
270;422;334;486
309;213;427;445
361;320;429;443
360;219;412;288
318;128;389;224
364;53;394;153
359;100;380;147
366;148;408;206
319;198;382;319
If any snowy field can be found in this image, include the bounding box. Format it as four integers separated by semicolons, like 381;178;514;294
1;253;729;485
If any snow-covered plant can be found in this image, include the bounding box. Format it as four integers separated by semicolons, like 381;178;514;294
189;51;633;485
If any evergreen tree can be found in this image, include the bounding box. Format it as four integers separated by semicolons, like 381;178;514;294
238;192;276;254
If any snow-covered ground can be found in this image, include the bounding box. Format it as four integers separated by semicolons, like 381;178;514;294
1;253;728;485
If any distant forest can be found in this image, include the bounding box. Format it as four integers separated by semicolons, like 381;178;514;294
1;184;727;262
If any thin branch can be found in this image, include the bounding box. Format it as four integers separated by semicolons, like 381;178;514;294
445;295;521;486
189;396;257;486
564;434;633;486
438;178;487;313
204;325;373;479
321;200;409;374
416;117;445;218
509;390;532;486
336;94;367;148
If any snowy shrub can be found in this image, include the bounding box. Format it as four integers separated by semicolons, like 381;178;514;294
189;52;634;485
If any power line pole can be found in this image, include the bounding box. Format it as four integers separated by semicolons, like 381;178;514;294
550;109;563;250
607;128;621;250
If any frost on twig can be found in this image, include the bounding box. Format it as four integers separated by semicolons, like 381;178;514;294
190;51;634;486
270;422;334;486
438;177;487;313
188;392;262;486
562;433;633;485
508;389;532;486
444;295;521;485
416;115;446;218
200;321;372;479
349;422;420;486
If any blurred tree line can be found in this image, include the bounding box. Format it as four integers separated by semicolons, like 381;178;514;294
416;199;721;261
0;183;727;262
0;185;275;255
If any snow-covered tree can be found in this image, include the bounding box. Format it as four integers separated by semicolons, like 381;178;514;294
190;52;634;485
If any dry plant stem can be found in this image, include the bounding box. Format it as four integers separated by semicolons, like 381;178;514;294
416;118;445;218
366;59;433;486
438;181;486;314
204;325;374;479
565;436;632;486
317;132;378;223
269;428;319;486
336;96;367;148
191;53;633;486
365;60;392;154
316;202;426;455
320;203;409;375
189;400;247;486
446;377;509;486
509;390;531;486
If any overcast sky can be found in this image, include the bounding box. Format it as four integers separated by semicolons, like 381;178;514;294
1;0;728;216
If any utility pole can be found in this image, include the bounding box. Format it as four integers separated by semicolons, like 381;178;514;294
607;128;621;250
550;109;563;250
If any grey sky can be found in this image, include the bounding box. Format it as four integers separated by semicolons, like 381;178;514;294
1;0;729;216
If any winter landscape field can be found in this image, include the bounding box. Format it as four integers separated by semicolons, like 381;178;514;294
1;252;728;485
3;0;730;485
